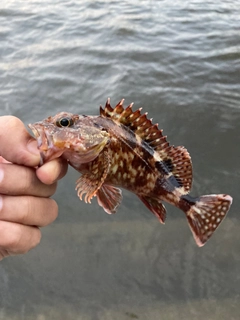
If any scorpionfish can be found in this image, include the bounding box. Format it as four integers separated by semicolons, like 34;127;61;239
29;99;232;246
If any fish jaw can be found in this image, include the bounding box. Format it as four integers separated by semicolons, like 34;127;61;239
28;119;110;166
28;123;65;165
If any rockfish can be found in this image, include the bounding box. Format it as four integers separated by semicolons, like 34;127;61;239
29;99;232;246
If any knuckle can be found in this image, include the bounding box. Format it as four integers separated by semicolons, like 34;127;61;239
20;196;32;224
17;196;58;227
22;167;35;194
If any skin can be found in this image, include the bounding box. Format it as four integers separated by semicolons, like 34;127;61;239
0;116;68;260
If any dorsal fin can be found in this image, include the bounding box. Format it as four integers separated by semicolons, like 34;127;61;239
163;146;192;192
100;99;164;142
100;99;193;192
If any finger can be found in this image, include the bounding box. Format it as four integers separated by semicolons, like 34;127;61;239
0;116;40;167
0;221;41;255
0;195;58;227
36;158;68;185
0;156;10;164
0;163;57;197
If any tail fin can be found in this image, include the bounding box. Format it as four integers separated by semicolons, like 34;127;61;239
183;194;232;247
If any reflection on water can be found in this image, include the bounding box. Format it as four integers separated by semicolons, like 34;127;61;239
0;0;240;319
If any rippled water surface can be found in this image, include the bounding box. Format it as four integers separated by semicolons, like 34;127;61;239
0;1;240;319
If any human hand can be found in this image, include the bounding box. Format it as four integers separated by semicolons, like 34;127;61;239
0;116;68;260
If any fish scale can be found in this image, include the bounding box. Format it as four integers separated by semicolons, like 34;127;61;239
29;98;233;247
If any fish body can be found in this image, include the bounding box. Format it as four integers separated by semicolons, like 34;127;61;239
29;99;232;246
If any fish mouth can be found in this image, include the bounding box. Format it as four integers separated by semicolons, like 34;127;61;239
28;124;53;166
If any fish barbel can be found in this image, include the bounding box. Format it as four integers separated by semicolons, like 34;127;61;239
29;99;232;246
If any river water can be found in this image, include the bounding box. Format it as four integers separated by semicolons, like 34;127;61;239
0;1;240;319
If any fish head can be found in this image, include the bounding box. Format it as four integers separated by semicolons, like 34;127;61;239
28;112;110;166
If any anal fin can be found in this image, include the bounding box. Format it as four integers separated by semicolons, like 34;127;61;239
138;195;166;224
97;184;122;214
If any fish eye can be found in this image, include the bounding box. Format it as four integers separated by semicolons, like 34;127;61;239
56;117;74;128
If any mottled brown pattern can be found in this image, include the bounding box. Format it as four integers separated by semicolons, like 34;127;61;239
29;98;232;247
105;139;155;194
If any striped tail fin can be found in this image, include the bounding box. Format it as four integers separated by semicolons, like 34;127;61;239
182;194;232;246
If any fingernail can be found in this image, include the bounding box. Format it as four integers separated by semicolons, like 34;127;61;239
27;140;39;156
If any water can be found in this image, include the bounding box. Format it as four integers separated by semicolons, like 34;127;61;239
0;1;240;319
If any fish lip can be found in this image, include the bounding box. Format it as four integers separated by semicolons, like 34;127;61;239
28;123;52;166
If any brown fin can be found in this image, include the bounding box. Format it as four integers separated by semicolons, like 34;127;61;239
138;195;166;224
100;99;193;192
183;194;232;246
100;98;169;147
161;146;193;193
100;99;162;140
75;149;110;203
97;184;123;214
100;98;124;118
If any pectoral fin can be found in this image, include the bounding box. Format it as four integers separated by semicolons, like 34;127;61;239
75;149;111;203
138;195;166;224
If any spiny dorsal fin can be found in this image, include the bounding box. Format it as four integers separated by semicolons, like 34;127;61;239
100;99;163;143
100;98;124;118
100;99;193;192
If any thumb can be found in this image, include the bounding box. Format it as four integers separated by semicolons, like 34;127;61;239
0;116;40;167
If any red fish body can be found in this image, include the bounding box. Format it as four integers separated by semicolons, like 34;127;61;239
29;99;232;246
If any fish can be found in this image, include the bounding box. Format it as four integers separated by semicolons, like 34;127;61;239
28;98;232;247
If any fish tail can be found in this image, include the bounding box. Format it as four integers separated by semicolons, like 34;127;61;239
180;194;232;247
